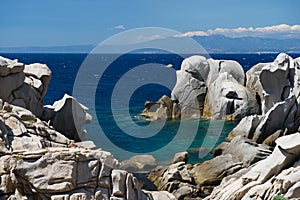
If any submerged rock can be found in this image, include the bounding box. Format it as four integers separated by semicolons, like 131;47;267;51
121;155;158;173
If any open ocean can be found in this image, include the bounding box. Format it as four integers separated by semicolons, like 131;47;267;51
2;52;300;164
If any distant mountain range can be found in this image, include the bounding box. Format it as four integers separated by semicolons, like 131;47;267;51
1;35;300;53
193;35;300;53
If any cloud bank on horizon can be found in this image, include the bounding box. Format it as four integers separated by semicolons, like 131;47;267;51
175;24;300;39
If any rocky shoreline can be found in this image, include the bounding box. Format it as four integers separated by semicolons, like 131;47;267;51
143;53;300;200
0;56;175;200
1;53;300;200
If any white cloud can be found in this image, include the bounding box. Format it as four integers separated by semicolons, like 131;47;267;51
136;34;163;43
114;25;126;30
175;24;300;39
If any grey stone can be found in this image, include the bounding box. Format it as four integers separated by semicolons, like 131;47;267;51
190;154;243;185
214;136;271;167
140;95;175;120
0;71;25;101
253;94;297;143
172;151;189;164
206;133;300;200
121;155;157;173
24;63;52;98
111;170;127;197
227;115;262;141
49;94;92;141
203;72;259;120
12;82;44;118
0;56;24;76
147;191;176;200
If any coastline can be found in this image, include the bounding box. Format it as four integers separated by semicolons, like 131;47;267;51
0;53;300;199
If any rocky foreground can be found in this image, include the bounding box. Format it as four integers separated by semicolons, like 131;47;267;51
1;53;300;200
144;53;300;200
0;56;176;200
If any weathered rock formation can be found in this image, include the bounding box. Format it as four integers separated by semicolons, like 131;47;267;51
141;55;260;120
46;94;92;141
147;53;300;200
0;56;47;118
120;154;158;173
206;133;300;200
148;161;203;200
0;56;91;142
3;53;300;199
0;55;175;200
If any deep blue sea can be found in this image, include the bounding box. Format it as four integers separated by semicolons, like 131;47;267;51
2;52;300;165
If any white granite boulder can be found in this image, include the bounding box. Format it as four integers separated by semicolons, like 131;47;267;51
0;56;53;118
171;56;208;118
246;53;300;115
214;136;271;167
206;133;300;200
143;55;259;120
49;94;92;141
227;115;262;140
190;154;243;186
11;82;44;118
172;151;189;164
252;94;298;143
0;56;24;76
24;63;52;98
203;72;259;120
0;102;71;151
229;93;299;144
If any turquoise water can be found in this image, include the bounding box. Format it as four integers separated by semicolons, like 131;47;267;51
2;53;299;164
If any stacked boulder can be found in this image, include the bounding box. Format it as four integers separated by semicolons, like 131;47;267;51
0;101;70;152
202;53;300;199
0;56;91;142
229;53;300;144
148;154;203;200
0;56;51;118
141;55;260;120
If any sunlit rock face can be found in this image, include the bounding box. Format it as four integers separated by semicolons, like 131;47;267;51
142;55;260;120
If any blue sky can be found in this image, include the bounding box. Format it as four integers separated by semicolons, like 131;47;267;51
1;0;299;47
